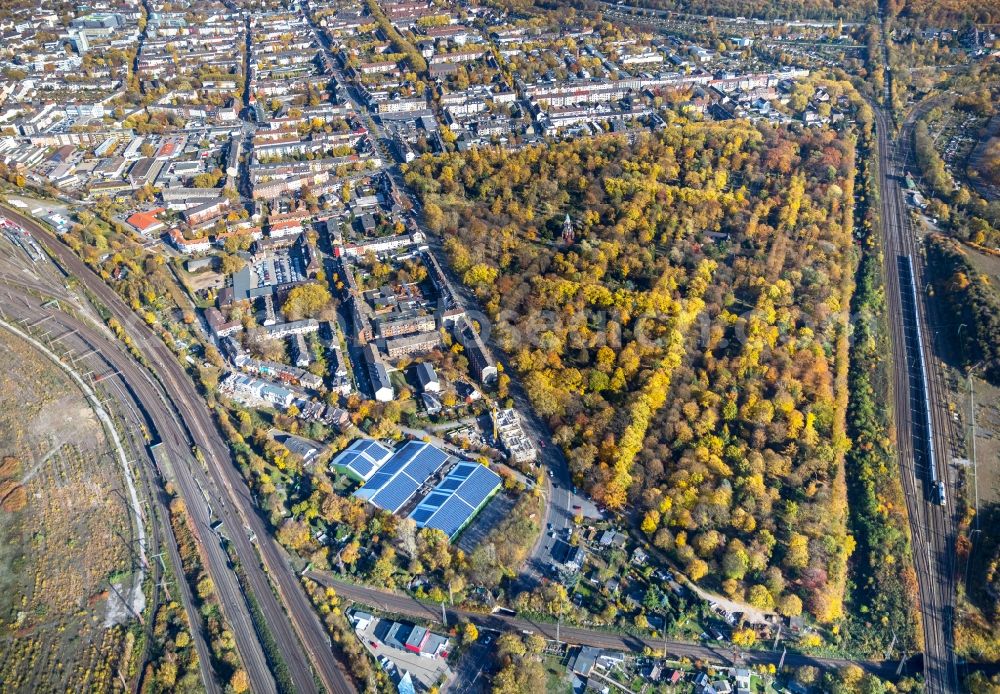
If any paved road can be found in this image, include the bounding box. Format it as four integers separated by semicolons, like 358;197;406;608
310;36;944;686
6;207;358;693
303;3;593;583
301;6;390;166
307;570;906;680
396;199;588;586
871;90;959;694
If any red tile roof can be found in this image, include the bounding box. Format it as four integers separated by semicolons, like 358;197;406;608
126;207;166;232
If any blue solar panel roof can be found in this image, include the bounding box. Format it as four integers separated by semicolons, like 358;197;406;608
395;442;449;482
343;452;374;478
332;438;394;482
371;476;419;513
376;455;407;477
457;465;502;509
354;441;450;509
448;462;477;479
421;491;451;509
356;469;394;499
408;462;502;539
425;495;474;538
354;439;393;460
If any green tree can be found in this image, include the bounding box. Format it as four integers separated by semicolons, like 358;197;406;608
748;584;775;610
778;592;803;617
722;542;750;580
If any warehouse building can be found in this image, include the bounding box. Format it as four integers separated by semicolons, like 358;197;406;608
330;438;394;483
408;461;501;540
353;441;449;513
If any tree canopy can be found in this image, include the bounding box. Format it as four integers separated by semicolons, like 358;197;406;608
406;116;859;620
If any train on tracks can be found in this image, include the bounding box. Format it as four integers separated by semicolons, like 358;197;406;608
0;216;43;262
897;254;946;505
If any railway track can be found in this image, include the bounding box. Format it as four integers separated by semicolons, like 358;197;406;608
872;101;959;694
0;226;278;693
3;206;358;693
0;283;235;694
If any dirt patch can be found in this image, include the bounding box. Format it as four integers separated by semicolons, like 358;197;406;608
966;376;1000;505
962;243;1000;283
23;398;105;467
0;330;134;691
180;266;225;293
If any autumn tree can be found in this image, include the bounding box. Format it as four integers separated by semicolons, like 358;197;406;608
282;283;332;321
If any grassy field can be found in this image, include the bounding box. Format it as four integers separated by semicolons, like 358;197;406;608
963;240;1000;284
0;329;137;692
957;246;1000;504
947;244;1000;662
543;654;572;694
965;375;1000;505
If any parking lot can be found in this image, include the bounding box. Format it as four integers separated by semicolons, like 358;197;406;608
252;249;306;287
356;618;452;689
455;492;515;554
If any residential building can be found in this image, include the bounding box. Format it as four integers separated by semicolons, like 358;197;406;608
456;317;497;383
364;343;394;402
385;330;440;358
168;229;212;254
253;319;320;341
414;362;439;392
205;307;242;339
492;407;537;463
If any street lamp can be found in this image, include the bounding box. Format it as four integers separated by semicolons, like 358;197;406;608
964;527;982;592
955;357;988;598
967;359;986;531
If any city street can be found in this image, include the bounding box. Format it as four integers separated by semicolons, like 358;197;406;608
2;1;991;691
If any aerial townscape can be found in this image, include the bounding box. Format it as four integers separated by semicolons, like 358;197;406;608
1;0;1000;691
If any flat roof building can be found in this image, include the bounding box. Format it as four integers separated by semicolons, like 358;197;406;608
376;620;451;659
330;438;394;483
408;461;501;540
354;440;450;513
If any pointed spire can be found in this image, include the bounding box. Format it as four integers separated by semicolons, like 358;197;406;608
562;214;574;244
